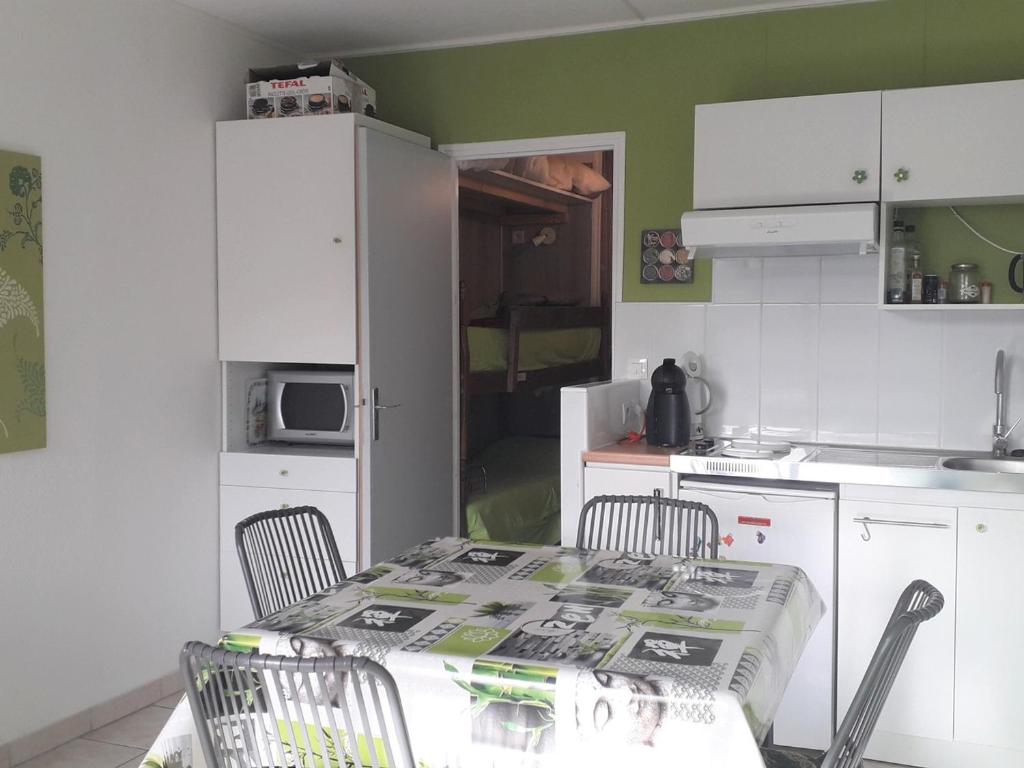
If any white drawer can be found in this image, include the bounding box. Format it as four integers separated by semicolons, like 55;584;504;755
220;485;358;563
220;451;356;492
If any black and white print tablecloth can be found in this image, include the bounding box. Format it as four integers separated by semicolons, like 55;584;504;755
142;537;823;768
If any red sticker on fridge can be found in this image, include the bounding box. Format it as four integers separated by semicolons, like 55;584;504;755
738;516;771;527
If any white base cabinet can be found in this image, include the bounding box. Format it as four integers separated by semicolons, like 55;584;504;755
218;456;358;632
955;506;1024;752
575;464;672;547
837;500;957;749
582;465;672;500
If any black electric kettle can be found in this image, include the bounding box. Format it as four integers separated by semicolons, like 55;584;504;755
1010;254;1024;295
646;358;691;448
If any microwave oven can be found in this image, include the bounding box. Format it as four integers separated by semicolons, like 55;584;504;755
267;370;355;445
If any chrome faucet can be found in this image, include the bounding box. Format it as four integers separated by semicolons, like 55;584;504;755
993;349;1020;457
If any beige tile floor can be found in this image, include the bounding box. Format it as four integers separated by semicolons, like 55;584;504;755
12;695;912;768
14;693;182;768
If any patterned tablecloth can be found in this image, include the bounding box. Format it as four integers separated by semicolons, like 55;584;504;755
142;537;823;768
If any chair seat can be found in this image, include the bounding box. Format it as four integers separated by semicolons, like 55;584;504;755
760;746;825;768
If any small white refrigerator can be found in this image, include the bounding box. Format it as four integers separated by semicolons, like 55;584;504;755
677;477;837;751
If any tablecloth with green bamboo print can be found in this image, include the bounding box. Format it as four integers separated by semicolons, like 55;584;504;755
142;536;823;768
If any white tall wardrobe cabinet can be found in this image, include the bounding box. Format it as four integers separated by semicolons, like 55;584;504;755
215;114;456;631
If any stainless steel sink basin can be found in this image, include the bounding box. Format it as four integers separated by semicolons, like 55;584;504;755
941;456;1024;474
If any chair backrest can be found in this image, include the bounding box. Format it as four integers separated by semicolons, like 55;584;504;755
235;506;347;620
577;494;719;558
181;640;415;768
822;579;945;768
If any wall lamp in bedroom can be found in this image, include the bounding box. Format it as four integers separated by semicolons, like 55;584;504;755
532;227;557;247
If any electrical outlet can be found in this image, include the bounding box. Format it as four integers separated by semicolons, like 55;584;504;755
628;358;648;380
511;229;525;245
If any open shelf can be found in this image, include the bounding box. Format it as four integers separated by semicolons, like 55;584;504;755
459;169;593;214
878;201;1024;307
881;302;1024;310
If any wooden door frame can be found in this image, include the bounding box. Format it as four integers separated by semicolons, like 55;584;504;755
439;132;626;534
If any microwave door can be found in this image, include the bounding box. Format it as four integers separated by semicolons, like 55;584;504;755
338;383;349;435
269;379;286;432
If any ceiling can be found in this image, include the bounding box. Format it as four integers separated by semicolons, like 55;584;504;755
177;0;877;57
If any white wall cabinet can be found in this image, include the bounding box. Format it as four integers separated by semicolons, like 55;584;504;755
218;481;358;631
837;500;957;752
693;91;881;209
217;118;358;364
955;506;1024;751
881;80;1024;203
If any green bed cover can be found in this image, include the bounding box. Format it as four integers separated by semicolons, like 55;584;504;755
466;436;561;545
467;326;601;373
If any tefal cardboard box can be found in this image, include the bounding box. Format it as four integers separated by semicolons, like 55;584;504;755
246;59;377;119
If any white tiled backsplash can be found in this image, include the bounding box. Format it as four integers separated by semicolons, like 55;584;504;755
613;254;1024;452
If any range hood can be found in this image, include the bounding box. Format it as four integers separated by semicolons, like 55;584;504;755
681;203;878;258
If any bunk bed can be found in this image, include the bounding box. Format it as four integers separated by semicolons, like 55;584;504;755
458;302;607;545
457;161;611;545
462;304;606;394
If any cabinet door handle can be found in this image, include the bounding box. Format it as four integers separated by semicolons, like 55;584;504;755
853;516;950;541
371;387;401;441
894;167;910;183
852;169;868;184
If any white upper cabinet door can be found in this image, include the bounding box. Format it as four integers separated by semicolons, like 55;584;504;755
693;91;882;209
837;500;956;750
955;506;1024;751
217;117;357;363
881;79;1024;203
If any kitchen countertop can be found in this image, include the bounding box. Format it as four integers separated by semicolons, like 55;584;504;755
582;439;1024;493
672;443;1024;494
582;441;677;467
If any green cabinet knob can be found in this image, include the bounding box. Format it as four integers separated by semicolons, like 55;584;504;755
852;169;868;184
279;468;289;476
976;523;988;533
894;167;910;182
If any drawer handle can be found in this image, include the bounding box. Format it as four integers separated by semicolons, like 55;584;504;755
853;516;950;542
279;469;289;476
280;503;290;509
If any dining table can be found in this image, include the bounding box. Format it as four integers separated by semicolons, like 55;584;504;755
141;536;823;768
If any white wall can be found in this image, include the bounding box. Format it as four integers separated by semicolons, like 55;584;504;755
613;254;1024;452
0;0;287;744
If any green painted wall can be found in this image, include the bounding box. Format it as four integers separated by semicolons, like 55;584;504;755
350;0;1024;302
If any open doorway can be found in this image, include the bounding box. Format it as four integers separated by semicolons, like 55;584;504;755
445;142;618;544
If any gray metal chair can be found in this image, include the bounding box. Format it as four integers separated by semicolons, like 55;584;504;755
577;492;719;558
236;506;347;620
761;579;945;768
181;640;415;768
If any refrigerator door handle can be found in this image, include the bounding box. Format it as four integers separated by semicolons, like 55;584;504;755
853;516;951;542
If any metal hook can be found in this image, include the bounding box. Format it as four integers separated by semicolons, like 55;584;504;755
860;520;872;542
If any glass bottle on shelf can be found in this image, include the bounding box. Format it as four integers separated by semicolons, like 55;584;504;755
904;224;923;303
909;255;923;303
887;220;907;304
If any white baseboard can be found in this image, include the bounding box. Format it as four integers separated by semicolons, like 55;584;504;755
3;669;179;767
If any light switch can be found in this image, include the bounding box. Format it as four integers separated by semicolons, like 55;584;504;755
628;358;648;380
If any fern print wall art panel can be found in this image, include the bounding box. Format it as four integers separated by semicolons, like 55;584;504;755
0;150;45;453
